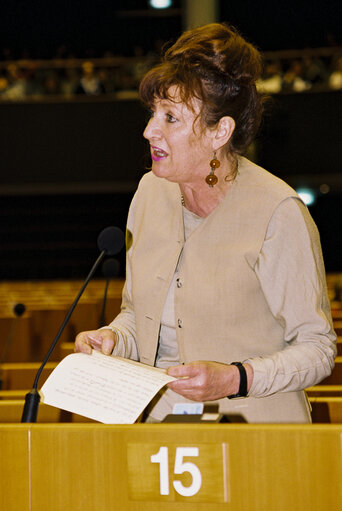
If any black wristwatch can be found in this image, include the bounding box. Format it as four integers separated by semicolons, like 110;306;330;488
228;362;248;399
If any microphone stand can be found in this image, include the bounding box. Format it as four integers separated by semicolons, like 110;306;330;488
99;277;110;328
99;258;120;327
21;250;106;423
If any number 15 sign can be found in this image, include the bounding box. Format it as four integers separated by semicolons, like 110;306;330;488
127;443;229;503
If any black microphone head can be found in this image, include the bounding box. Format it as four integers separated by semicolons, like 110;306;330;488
13;303;26;317
97;226;124;256
102;258;120;279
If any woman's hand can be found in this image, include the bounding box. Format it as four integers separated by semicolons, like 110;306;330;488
74;328;117;355
167;361;253;401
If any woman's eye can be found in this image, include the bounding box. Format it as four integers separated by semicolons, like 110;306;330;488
166;113;177;123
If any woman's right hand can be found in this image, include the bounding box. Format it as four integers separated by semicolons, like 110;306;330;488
74;328;116;355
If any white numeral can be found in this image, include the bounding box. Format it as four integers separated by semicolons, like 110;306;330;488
151;446;202;497
173;447;202;496
151;446;169;495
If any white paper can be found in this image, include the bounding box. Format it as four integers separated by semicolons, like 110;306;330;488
40;351;176;424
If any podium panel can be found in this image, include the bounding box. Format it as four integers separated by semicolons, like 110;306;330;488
0;423;341;511
0;426;29;511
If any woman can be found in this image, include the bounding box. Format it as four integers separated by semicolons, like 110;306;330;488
75;23;336;423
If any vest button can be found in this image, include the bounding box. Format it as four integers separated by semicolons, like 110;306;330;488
177;319;183;328
176;278;182;288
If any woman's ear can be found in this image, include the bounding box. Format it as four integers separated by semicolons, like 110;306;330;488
213;116;235;150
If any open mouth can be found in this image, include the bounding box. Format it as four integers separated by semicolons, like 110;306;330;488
152;147;168;160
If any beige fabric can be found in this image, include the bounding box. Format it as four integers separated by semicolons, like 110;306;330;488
156;206;203;370
108;157;336;423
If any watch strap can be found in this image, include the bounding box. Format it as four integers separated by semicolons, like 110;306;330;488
228;361;248;399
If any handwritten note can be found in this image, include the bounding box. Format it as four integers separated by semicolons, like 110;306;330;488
40;352;176;424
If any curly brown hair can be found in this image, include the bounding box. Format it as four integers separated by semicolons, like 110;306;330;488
139;23;264;154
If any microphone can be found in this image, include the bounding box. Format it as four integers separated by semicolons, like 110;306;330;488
0;303;26;390
102;257;121;279
97;226;124;256
99;258;120;327
21;226;124;423
13;303;26;317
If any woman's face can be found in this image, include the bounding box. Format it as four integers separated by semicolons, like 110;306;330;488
143;87;213;185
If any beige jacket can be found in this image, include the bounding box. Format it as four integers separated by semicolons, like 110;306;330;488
109;157;336;423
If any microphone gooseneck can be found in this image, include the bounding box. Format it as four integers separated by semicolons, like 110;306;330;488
99;258;120;327
21;226;124;423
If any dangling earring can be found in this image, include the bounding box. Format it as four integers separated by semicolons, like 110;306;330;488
205;151;220;187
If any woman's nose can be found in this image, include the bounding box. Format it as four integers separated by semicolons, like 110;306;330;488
143;116;161;140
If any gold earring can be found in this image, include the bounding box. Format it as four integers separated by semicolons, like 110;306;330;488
205;151;220;187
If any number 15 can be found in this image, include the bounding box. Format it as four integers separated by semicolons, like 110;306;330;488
151;446;202;497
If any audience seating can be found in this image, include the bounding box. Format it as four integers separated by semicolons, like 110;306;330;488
0;400;95;422
0;279;124;362
333;320;342;336
0;314;32;362
337;336;342;355
309;397;342;423
306;385;342;397
320;356;342;385
0;279;341;424
0;362;57;390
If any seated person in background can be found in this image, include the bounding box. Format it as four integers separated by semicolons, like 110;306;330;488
256;60;283;94
75;23;337;423
75;61;105;95
282;59;311;92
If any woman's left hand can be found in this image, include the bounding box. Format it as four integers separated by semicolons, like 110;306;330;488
167;361;253;401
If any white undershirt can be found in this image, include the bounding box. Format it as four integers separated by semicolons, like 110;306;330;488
148;206;203;421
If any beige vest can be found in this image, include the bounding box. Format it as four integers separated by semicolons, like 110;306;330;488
129;157;299;366
126;158;312;422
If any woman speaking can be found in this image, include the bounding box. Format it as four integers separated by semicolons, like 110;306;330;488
75;23;336;423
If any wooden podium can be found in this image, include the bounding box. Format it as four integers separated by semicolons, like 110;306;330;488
1;423;341;511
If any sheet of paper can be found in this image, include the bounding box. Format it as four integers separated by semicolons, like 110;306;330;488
40;351;176;424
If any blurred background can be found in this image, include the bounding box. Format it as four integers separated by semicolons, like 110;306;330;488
0;0;341;280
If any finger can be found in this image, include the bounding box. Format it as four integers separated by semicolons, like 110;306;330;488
167;362;201;378
75;331;103;354
167;376;198;391
101;330;115;355
74;337;92;354
87;333;104;350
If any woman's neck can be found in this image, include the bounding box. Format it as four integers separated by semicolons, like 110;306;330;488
180;156;238;218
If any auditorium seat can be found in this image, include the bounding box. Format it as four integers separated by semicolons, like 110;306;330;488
0;314;32;362
306;385;342;397
0;390;26;400
337;337;342;356
0;362;57;390
320;356;342;385
332;309;342;320
333;321;342;336
309;397;342;423
0;279;124;363
0;400;95;423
